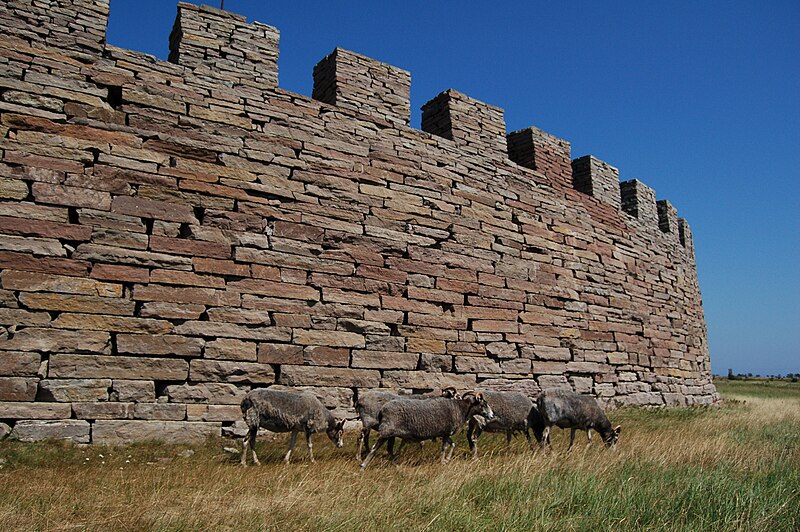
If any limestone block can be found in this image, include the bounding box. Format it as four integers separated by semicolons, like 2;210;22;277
116;334;205;357
351;350;418;370
280;366;380;388
37;379;111;402
0;377;38;401
0;329;111;354
382;371;476;391
11;420;91;443
189;360;274;384
134;403;187;421
0;402;72;419
49;355;188;380
164;383;246;405
92;420;222;445
204;338;257;361
73;402;134;420
478;378;541;397
0;352;41;376
111;380;155;402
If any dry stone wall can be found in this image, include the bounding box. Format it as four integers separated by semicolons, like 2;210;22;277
0;1;718;444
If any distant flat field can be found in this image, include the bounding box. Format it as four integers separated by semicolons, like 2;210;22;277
1;380;798;531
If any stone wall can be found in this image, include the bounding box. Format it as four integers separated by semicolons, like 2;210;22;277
0;1;718;444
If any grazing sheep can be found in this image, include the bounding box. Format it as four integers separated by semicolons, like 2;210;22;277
360;392;494;469
466;391;544;458
240;387;346;466
537;388;621;449
355;387;458;460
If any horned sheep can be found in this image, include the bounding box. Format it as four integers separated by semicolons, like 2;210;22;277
240;387;346;466
355;387;458;459
537;388;621;449
360;391;494;469
466;390;545;458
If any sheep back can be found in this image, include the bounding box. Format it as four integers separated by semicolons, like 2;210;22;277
476;391;533;432
242;388;330;434
538;389;611;432
377;397;464;441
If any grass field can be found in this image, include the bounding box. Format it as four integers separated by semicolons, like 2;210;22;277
1;379;798;531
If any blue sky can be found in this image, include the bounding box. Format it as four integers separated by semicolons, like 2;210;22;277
106;1;799;375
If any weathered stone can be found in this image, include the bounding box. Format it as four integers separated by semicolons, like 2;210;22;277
92;420;222;444
134;403;187;421
110;380;155;402
72;402;133;420
302;346;350;367
351;350;418;370
293;329;365;348
0;422;11;439
0;329;111;354
164;383;246;405
11;420;90;443
48;355;188;380
0;377;38;401
1;270;122;297
257;343;303;365
382;371;477;391
204;338;257;361
116;334;205;357
280;366;380;388
0;352;41;376
189;360;274;384
37;379;111;402
0;402;72;419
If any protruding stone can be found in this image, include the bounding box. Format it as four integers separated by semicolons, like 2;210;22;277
507;127;572;188
571;155;621;210
10;420;91;443
620;179;658;227
421;90;507;159
313;48;411;125
91;420;221;445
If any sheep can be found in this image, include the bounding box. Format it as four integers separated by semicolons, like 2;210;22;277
240;387;346;466
466;391;544;458
537;388;621;449
355;386;458;460
360;391;494;470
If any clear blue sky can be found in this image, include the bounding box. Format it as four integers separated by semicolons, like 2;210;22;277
106;0;799;376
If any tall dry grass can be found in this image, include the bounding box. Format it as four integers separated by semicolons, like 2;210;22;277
1;379;798;531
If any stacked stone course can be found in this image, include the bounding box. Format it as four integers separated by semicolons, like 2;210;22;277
0;1;717;444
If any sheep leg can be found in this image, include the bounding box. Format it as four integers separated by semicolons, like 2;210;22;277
284;431;299;463
467;421;477;459
360;437;388;470
356;428;365;460
506;430;513;447
441;435;456;463
524;428;533;450
387;437;396;460
541;426;551;449
305;430;315;463
568;428;576;450
241;431;250;467
245;425;260;466
586;429;593;448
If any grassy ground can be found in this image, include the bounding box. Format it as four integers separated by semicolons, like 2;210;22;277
1;380;798;531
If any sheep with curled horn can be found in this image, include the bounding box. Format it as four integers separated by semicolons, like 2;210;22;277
360;390;493;470
537;388;621;449
466;390;545;458
240;387;346;466
355;387;459;460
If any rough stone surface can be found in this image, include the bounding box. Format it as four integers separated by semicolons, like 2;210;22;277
0;0;716;443
10;420;91;443
92;420;222;444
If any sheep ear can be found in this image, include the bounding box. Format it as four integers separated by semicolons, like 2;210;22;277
614;425;622;434
476;392;484;401
336;418;346;429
